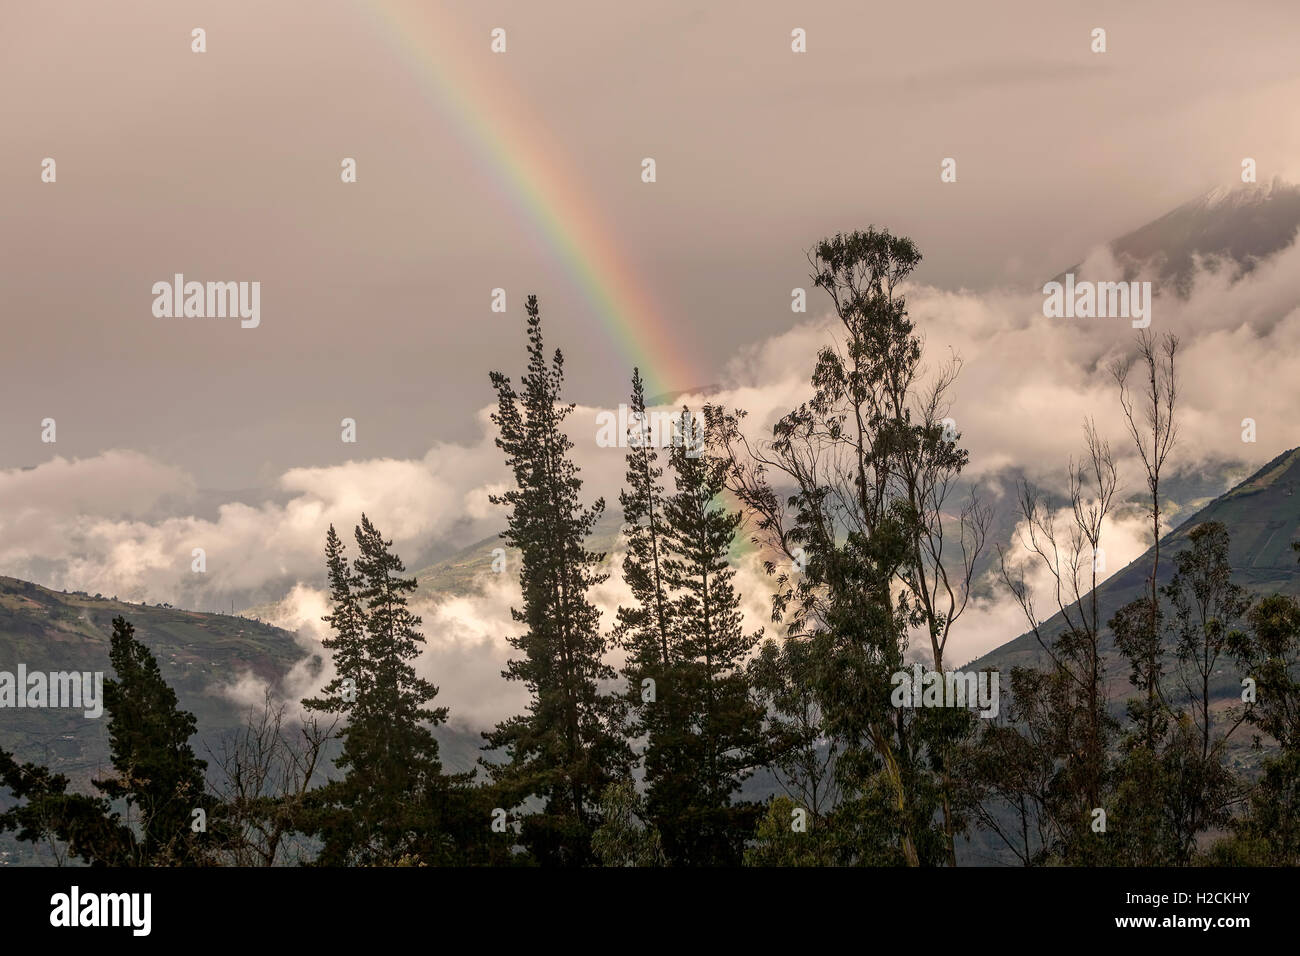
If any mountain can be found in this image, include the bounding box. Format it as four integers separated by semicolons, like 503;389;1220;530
5;180;1296;862
958;457;1251;603
953;448;1300;864
0;578;303;783
0;577;489;864
408;508;625;601
1061;177;1300;295
968;446;1300;679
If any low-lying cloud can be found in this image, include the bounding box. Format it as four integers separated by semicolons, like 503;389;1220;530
4;235;1299;726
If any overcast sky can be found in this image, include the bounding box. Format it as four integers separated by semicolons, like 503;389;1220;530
6;2;1300;715
6;0;1300;487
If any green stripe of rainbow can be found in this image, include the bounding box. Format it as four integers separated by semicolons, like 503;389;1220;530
358;0;697;397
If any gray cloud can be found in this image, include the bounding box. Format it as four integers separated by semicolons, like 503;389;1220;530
6;0;1300;724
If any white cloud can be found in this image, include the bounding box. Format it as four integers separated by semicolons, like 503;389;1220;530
4;235;1299;725
946;507;1157;667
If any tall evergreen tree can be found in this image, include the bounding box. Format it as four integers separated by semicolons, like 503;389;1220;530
611;372;682;861
484;295;631;866
0;616;211;866
304;524;367;711
645;408;764;864
97;615;211;864
302;517;452;865
615;368;672;689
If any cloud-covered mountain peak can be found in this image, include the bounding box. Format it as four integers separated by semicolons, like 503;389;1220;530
1106;176;1300;294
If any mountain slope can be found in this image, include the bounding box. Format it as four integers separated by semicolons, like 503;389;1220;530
1058;177;1300;295
968;446;1300;678
0;578;304;786
1112;178;1300;294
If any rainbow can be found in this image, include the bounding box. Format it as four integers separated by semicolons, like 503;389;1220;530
356;0;697;397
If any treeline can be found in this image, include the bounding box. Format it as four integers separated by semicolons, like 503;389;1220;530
3;229;1298;867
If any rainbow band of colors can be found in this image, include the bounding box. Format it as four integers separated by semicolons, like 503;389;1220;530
361;0;696;397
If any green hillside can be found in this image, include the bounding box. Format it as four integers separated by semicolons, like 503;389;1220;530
0;576;494;864
0;577;304;787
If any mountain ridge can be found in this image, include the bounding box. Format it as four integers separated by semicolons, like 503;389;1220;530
1056;176;1300;295
967;445;1300;677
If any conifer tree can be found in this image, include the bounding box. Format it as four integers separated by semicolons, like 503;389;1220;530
611;371;685;858
303;516;451;865
647;408;764;865
0;616;211;866
615;368;672;691
303;524;367;712
484;295;631;865
97;615;211;864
